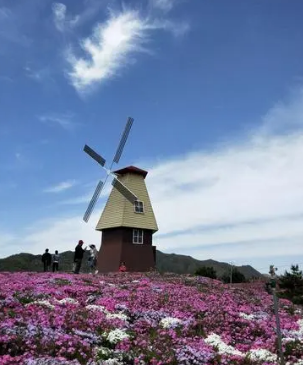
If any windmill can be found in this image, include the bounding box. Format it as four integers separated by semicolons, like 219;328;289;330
83;117;158;272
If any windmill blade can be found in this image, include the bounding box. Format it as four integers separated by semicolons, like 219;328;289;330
84;145;106;167
83;181;104;222
112;178;137;204
112;117;134;164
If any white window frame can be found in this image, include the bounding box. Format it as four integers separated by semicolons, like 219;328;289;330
133;229;144;244
134;200;144;214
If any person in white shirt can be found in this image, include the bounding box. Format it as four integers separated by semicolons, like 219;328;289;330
88;244;98;274
52;250;59;272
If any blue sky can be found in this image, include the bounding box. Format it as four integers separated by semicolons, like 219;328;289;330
1;0;303;274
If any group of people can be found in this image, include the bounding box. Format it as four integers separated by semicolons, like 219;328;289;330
73;240;98;275
41;249;59;272
42;240;128;274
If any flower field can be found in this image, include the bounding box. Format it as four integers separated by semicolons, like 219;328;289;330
0;272;302;365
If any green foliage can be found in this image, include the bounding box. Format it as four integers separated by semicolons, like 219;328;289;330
283;339;303;358
221;268;246;284
53;278;72;286
194;266;217;279
278;264;303;305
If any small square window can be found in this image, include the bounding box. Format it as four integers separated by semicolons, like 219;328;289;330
133;229;144;244
134;200;144;213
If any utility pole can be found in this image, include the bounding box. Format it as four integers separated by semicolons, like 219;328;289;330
269;265;285;365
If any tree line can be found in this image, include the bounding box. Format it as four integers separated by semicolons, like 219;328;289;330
194;265;247;283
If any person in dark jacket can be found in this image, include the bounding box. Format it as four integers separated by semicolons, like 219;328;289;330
42;249;52;272
73;240;87;274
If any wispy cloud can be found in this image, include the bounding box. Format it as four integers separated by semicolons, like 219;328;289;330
43;180;77;193
52;1;103;33
39;113;78;130
58;182;112;206
15;152;23;162
52;3;67;32
0;15;31;48
52;3;79;32
153;19;189;37
24;65;54;83
0;75;14;82
0;7;11;19
66;8;189;93
150;0;178;12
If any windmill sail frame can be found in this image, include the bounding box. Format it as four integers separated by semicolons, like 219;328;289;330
83;117;137;222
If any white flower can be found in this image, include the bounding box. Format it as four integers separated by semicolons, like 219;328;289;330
26;300;55;310
286;360;303;365
55;298;78;305
86;304;106;312
106;313;129;321
239;311;268;321
205;333;244;357
106;329;129;344
239;312;255;320
298;319;303;334
283;337;297;343
247;349;278;362
103;360;124;365
96;346;112;357
160;316;183;329
283;318;303;341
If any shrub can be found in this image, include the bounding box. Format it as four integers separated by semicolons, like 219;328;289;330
278;264;303;305
194;266;217;279
221;268;246;283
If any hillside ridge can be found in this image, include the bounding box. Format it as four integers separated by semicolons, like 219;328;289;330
0;250;262;278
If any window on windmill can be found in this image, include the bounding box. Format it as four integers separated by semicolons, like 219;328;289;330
134;200;144;213
133;229;144;244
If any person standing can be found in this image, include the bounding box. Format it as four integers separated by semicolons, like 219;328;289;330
88;244;98;275
73;240;86;274
52;250;60;272
42;249;51;272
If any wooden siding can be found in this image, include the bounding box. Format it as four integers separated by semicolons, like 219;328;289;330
96;170;158;232
97;227;156;272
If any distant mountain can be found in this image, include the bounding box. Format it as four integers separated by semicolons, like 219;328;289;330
0;250;262;279
156;251;262;279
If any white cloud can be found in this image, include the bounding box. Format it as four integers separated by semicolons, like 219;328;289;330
66;10;152;92
39;113;77;130
43;180;77;193
66;9;188;92
22;213;101;257
150;0;176;12
147;132;303;235
157;216;303;255
2;88;303;272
